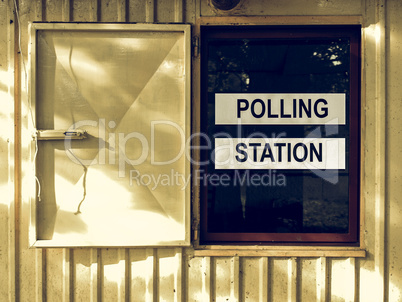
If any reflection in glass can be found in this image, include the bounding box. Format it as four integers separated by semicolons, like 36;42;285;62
206;37;350;234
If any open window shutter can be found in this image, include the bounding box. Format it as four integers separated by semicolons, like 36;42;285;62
30;23;191;247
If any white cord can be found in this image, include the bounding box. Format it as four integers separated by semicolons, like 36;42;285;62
13;0;28;97
34;135;41;201
13;0;41;201
13;0;36;129
67;150;88;215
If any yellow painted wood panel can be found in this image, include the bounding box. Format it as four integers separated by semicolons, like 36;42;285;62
18;0;43;301
241;257;268;302
43;0;64;21
155;0;182;23
157;248;183;302
73;248;98;301
72;0;99;22
330;258;356;302
45;249;71;301
2;0;401;301
300;258;318;302
387;0;402;301
127;0;147;23
130;248;155;302
213;257;240;302
101;248;126;301
100;0;126;22
187;256;212;301
0;1;14;301
270;258;291;301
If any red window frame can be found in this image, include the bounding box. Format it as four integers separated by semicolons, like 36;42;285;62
199;25;361;245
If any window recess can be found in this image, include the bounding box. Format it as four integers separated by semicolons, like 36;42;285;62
199;25;361;246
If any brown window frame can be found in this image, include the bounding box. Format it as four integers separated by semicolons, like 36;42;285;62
198;25;361;246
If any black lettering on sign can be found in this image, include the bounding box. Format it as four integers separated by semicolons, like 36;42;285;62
280;99;291;118
237;99;249;118
299;99;312;118
260;143;275;162
233;141;325;164
274;143;286;162
267;99;279;118
235;97;330;120
293;99;297;118
310;143;323;162
249;143;261;161
314;98;328;118
250;99;265;118
235;143;248;162
293;143;308;162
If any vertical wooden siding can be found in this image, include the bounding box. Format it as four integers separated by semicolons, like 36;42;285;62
0;0;15;301
0;0;399;301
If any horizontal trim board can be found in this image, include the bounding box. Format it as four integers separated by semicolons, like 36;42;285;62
190;249;366;258
197;15;363;26
31;22;191;31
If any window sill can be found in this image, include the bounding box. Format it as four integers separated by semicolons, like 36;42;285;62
190;245;366;258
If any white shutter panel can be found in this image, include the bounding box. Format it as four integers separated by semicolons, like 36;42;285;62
30;23;191;247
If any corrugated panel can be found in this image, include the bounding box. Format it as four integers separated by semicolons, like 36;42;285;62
241;257;268;301
39;252;362;301
0;1;15;301
387;0;402;299
129;248;155;301
45;249;72;301
17;0;44;299
101;249;127;301
73;248;99;301
330;258;356;301
187;256;212;301
0;0;397;301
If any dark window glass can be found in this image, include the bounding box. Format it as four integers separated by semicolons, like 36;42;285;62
199;26;360;245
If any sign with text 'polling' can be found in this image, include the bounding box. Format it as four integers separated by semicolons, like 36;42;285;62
214;138;345;170
214;93;346;170
215;93;345;125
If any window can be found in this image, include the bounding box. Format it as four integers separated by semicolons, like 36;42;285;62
199;25;361;245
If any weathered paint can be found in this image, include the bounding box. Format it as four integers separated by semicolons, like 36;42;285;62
387;0;402;301
0;0;401;301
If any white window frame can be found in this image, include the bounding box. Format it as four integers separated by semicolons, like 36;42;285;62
28;23;191;247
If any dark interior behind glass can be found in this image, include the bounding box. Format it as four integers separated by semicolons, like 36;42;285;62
200;26;360;244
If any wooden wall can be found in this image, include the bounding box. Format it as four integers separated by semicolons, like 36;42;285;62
0;0;401;300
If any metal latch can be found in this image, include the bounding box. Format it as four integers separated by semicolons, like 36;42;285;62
34;129;87;141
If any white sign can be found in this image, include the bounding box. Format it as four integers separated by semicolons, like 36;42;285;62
215;93;345;125
214;138;345;170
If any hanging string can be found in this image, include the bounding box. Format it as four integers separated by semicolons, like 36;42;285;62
67;150;88;215
13;0;28;107
13;0;41;201
34;136;41;201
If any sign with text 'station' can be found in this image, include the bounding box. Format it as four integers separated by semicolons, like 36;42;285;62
214;93;346;170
